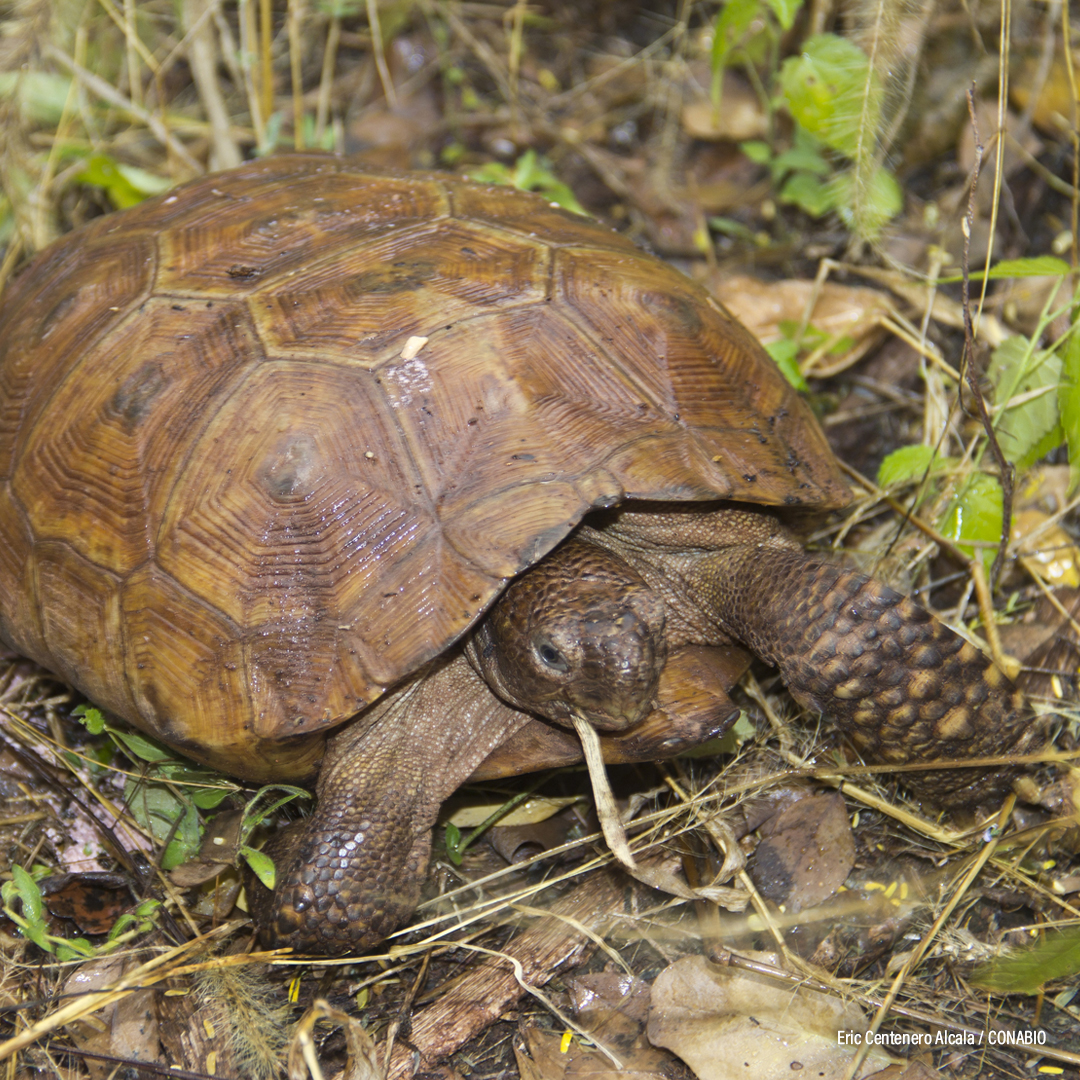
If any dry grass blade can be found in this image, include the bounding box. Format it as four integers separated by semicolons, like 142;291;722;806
571;713;740;907
182;0;242;168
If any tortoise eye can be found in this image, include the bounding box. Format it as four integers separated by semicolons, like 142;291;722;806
535;639;570;673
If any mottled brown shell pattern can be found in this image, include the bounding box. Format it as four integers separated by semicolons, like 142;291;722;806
0;154;848;780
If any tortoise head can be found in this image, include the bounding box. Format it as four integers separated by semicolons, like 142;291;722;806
472;538;667;731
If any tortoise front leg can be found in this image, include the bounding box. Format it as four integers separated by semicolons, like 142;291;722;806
602;505;1041;806
248;654;530;953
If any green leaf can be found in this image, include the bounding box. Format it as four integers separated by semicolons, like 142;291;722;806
55;938;95;961
10;865;43;926
707;216;766;245
877;444;946;488
740;140;773;165
779;34;879;160
73;704;106;735
241;846;276;890
239;784;311;842
988;335;1064;470
1058;323;1080;493
0;71;73;124
939;473;1003;577
4;866;53;953
940;256;1075;284
190;786;233;810
779;171;834;217
762;0;803;31
830;166;903;239
985;256;1072;279
770;142;832;181
711;0;763;76
971;926;1080;993
765;338;808;391
112;728;177;764
78;154;163;210
114;162;171;197
126;783;202;870
445;821;463;866
468;151;587;216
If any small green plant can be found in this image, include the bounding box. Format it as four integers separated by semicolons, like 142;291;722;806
876;256;1079;576
776;34;902;238
74;706;307;885
467;150;587;216
76;153;172;210
709;0;903;240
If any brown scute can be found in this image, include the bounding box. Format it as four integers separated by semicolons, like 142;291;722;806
0;154;849;776
0;483;38;659
155;165;451;297
13;298;259;577
33;541;136;722
0;234;155;478
255;219;551;364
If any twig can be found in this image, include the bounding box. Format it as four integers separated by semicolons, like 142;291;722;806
366;0;398;110
182;0;242;169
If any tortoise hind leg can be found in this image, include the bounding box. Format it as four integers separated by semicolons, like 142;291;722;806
247;653;530;953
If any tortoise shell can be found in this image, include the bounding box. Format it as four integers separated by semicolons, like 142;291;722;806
0;154;848;781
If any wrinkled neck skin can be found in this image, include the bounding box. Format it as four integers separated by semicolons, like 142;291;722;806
583;502;807;658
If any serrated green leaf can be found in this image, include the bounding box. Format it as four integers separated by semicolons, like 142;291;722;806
877;444;938;488
939;473;1003;577
1058;323;1080;493
988;335;1063;470
779;34;878;160
970;926;1080;993
241;846;276;890
765;338;808;390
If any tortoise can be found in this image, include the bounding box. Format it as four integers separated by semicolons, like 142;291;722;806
0;154;1036;954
